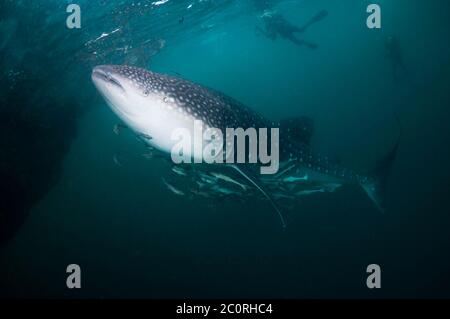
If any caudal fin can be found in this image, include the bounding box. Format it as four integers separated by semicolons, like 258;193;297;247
362;116;401;212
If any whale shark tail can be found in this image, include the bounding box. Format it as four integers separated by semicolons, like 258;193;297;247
361;141;399;212
361;116;401;212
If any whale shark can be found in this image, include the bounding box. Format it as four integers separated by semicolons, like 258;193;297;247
92;65;399;227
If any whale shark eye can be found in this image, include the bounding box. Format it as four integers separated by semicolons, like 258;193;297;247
143;89;150;96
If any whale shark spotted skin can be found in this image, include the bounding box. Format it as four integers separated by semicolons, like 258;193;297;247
92;65;398;227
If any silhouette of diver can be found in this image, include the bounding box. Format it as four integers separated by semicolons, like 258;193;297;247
256;10;328;49
385;36;407;81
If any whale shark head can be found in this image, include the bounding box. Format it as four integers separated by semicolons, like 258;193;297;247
92;65;170;126
92;65;204;154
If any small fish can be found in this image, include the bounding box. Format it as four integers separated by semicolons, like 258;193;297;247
113;123;127;135
275;163;296;178
295;189;324;196
273;193;295;200
138;133;153;140
162;178;185;196
113;154;123;167
199;173;217;184
142;153;153;159
210;172;247;190
190;189;210;198
323;183;341;192
136;134;154;148
283;174;308;183
171;166;187;176
211;185;241;196
196;180;206;188
152;0;169;6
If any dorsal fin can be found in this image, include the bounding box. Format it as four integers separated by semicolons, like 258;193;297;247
280;116;314;146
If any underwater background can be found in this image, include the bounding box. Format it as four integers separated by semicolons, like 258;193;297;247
1;0;450;298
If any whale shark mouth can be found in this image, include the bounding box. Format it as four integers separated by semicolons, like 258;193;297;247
92;67;124;91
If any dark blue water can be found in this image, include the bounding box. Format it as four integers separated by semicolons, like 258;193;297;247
1;0;450;298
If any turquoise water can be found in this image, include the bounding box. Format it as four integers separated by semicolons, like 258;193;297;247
1;0;450;298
